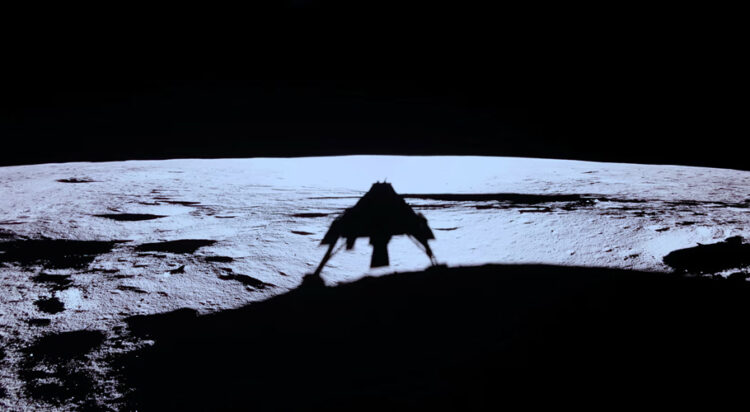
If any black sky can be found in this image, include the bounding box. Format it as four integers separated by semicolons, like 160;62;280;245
1;4;743;169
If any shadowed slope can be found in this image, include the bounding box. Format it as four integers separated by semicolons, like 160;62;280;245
111;264;750;410
663;236;750;274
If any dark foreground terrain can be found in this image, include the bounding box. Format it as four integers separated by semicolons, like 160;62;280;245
93;263;750;410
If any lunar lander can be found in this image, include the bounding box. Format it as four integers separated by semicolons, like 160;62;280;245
312;182;437;277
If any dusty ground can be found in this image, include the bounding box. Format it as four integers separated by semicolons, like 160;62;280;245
1;156;749;410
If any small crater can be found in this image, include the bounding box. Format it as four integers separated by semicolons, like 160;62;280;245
291;230;314;236
94;214;167;221
164;201;201;207
204;256;234;263
215;216;237;219
34;297;65;314
90;268;119;274
291;213;329;218
655;227;670;232
435;227;459;231
56;178;95;183
134;239;217;254
518;207;553;213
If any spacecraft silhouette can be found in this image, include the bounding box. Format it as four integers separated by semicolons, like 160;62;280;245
313;182;437;277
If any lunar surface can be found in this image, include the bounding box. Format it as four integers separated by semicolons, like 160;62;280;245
1;156;749;410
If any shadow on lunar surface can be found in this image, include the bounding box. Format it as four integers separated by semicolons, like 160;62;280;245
33;297;65;314
169;265;186;274
20;330;105;407
117;285;148;294
56;178;96;183
97;263;750;411
0;228;17;238
31;272;73;291
133;239;216;254
290;212;330;218
663;236;750;274
94;213;167;221
162;200;201;207
217;268;274;290
203;256;234;263
27;318;52;327
0;238;124;269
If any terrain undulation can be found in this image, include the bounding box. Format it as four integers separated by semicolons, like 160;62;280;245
1;156;749;410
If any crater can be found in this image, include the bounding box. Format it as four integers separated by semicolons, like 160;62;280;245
56;178;96;183
204;256;234;263
291;213;329;218
518;207;553;213
94;213;167;221
34;297;65;314
134;239;217;254
164;201;201;207
291;230;314;236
